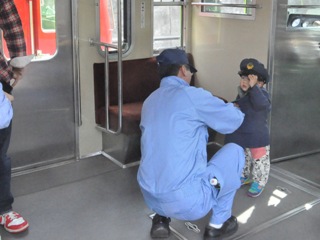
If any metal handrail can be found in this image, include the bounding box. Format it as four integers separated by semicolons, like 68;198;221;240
153;2;185;7
281;5;320;9
90;0;123;135
154;36;180;41
191;2;262;9
90;40;123;135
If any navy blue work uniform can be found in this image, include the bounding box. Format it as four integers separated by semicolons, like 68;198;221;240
225;85;271;148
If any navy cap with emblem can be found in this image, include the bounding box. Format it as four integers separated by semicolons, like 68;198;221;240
238;58;269;83
156;49;197;73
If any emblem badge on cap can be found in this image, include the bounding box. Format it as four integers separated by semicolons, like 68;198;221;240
247;62;254;70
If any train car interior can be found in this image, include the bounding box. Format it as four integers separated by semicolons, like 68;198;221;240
1;0;320;239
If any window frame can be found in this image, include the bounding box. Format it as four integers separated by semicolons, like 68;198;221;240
197;0;257;20
95;0;132;57
153;0;187;54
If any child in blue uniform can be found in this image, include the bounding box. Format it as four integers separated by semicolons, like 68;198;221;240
225;58;271;197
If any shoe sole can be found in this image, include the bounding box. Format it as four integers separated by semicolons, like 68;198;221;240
204;224;238;240
151;229;170;238
247;189;264;198
4;223;29;233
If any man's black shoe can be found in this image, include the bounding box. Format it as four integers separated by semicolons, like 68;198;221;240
150;214;171;238
203;216;238;240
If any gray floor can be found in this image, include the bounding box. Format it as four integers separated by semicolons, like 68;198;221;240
274;153;320;187
1;152;320;240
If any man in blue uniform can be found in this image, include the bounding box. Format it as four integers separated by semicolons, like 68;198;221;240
137;49;245;239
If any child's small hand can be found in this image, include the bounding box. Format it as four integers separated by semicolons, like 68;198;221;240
248;74;258;87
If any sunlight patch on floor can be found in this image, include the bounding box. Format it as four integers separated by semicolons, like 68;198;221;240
237;206;255;224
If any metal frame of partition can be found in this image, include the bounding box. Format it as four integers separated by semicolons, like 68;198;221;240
269;0;320;163
89;0;123;135
89;39;123;134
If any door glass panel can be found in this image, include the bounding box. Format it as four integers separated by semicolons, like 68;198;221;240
1;0;57;60
100;0;114;45
153;1;184;53
41;0;56;31
36;0;56;58
98;0;131;53
153;6;182;52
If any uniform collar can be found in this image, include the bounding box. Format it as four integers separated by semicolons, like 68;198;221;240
160;76;190;87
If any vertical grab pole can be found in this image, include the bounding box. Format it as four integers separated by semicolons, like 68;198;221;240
104;41;122;134
116;0;123;134
104;47;111;133
105;0;123;134
89;40;122;134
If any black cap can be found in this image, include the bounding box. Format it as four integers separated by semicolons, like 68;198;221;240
156;49;197;73
238;58;269;83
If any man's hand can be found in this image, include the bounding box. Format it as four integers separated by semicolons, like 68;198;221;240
11;67;24;87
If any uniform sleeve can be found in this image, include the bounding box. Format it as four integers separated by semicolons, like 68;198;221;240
0;83;13;129
249;86;271;111
187;87;245;134
0;0;26;58
0;0;26;84
0;53;13;83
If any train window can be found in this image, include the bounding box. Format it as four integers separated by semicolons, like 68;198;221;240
287;14;320;29
288;0;320;5
197;0;257;20
36;0;57;58
41;0;55;31
153;0;185;53
97;0;131;54
1;0;57;60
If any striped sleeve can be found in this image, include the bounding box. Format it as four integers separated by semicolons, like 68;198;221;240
0;0;26;84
